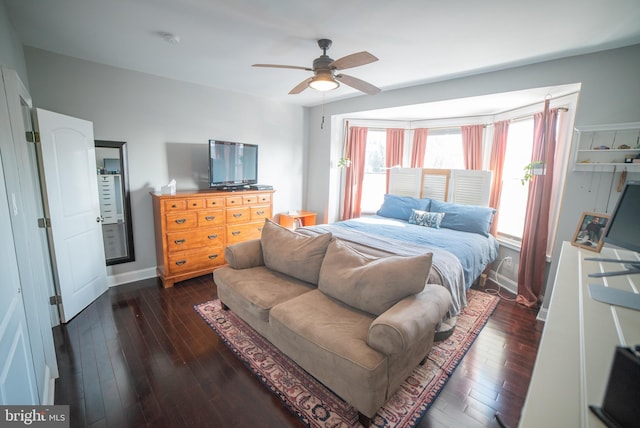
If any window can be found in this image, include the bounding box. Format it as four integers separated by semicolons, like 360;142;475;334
496;119;534;240
422;128;464;169
360;130;386;214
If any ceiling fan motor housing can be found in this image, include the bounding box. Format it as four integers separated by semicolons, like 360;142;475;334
313;56;335;73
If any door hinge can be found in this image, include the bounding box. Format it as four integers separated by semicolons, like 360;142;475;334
25;131;40;143
37;217;51;228
49;295;62;305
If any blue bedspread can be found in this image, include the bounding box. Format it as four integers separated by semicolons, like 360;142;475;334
310;215;499;291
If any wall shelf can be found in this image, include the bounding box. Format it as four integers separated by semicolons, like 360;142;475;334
573;122;640;172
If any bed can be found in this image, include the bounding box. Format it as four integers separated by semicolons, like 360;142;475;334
297;194;500;319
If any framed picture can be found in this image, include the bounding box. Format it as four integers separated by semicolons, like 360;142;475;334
571;212;610;252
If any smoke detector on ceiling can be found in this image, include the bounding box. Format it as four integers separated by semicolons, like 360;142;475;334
160;32;180;44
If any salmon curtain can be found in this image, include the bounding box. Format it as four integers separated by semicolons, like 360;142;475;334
461;125;484;170
341;127;368;220
410;128;428;168
488;121;510;235
385;128;405;192
517;102;558;307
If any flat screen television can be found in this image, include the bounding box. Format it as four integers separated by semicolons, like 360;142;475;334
208;140;258;190
586;180;640;279
604;180;640;253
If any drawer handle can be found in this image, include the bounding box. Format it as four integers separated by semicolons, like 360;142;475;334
256;210;265;215
205;215;216;221
208;234;218;239
174;239;186;245
230;200;236;204
232;231;241;236
175;260;186;266
233;213;243;218
171;204;178;208
208;254;218;260
175;218;186;224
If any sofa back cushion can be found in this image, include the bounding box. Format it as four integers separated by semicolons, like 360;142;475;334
318;239;433;315
261;219;332;285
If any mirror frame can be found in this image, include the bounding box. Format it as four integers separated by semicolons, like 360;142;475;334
95;140;135;265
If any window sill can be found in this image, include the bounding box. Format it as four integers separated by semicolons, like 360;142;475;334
497;236;522;251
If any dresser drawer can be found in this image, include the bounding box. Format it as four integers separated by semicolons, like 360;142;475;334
167;247;225;274
226;196;243;207
164;199;187;211
257;194;271;204
166;227;224;252
165;212;197;231
206;197;224;208
198;209;224;226
227;221;265;244
187;198;206;209
226;207;251;223
242;195;258;204
250;205;271;221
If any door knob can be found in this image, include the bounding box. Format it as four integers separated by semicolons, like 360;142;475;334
96;216;104;223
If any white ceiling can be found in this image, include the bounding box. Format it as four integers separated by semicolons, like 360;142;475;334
5;0;640;113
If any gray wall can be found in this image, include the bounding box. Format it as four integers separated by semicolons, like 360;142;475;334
0;0;27;82
24;47;307;284
306;44;640;309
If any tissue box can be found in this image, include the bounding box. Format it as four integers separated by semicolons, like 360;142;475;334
161;184;176;195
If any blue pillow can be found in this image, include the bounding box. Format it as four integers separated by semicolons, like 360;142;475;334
376;194;430;220
430;200;495;237
408;209;445;228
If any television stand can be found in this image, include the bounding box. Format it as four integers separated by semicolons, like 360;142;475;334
584;257;640;278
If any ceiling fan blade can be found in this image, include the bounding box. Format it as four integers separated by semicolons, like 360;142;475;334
289;77;313;94
252;64;312;71
335;74;380;95
330;51;378;70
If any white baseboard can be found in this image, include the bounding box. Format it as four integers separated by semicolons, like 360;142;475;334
42;365;55;405
488;270;518;295
536;307;548;322
107;267;157;287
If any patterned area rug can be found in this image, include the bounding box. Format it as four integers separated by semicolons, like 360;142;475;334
194;289;498;427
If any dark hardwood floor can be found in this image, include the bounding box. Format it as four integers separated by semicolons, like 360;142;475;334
53;275;543;428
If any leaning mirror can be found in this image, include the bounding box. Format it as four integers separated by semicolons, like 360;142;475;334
94;140;135;265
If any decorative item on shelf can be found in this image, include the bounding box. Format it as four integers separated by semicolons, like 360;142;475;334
617;144;631;149
337;157;351;168
521;161;546;185
594;145;610;150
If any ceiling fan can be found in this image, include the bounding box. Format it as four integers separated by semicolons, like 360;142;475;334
253;39;380;95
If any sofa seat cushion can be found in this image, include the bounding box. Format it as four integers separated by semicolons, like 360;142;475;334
214;265;315;324
318;239;433;316
261;219;332;285
269;290;388;418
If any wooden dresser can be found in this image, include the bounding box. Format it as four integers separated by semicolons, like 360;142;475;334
151;189;274;287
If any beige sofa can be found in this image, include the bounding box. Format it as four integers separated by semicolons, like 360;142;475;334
213;220;452;423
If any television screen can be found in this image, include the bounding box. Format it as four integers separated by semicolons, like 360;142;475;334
604;180;640;253
209;140;258;188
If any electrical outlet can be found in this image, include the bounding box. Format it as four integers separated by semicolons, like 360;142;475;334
503;256;512;267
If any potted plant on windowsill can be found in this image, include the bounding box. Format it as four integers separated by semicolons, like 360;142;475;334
521;161;546;185
337;157;351;168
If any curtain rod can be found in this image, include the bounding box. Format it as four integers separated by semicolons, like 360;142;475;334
508;106;569;123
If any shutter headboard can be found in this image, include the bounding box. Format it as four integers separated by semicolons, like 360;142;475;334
388;168;492;206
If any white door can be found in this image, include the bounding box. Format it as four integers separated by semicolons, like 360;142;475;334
0;153;39;405
34;108;107;322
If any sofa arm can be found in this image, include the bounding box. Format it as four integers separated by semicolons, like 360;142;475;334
224;239;264;269
367;284;452;355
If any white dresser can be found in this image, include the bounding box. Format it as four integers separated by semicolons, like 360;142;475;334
97;174;124;224
519;241;640;427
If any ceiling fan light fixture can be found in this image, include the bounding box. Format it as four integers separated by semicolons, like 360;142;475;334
308;73;339;92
